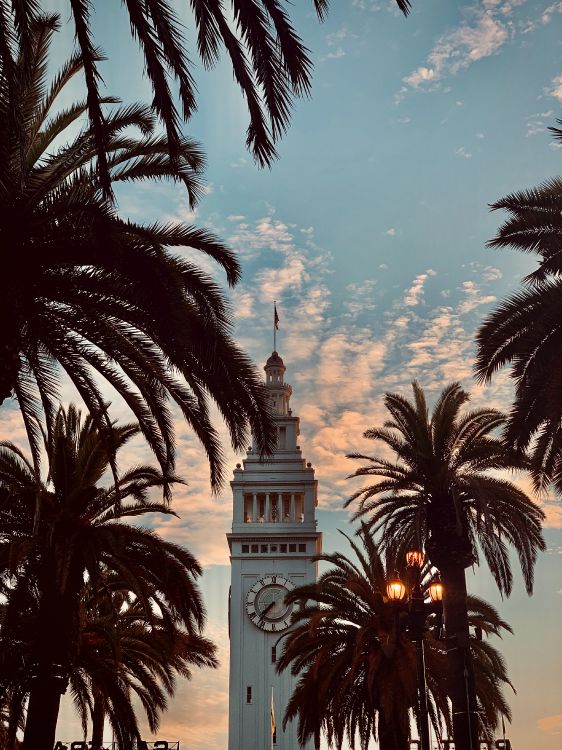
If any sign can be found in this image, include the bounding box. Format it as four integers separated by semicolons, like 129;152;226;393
402;744;498;749
54;742;178;750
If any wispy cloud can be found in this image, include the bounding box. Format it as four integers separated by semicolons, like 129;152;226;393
403;269;436;307
549;74;562;102
397;4;512;101
318;25;353;62
521;2;562;33
455;146;473;159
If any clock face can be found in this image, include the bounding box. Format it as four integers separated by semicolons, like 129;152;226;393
246;575;295;632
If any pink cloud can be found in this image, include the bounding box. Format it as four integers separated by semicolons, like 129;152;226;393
538;714;562;735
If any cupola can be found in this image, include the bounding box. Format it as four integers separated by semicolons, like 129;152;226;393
264;351;292;415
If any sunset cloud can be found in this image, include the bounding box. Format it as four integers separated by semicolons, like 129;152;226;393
538;714;562;734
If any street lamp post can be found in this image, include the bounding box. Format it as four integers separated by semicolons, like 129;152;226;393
386;551;443;750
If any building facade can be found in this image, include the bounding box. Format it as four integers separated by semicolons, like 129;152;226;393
227;351;322;750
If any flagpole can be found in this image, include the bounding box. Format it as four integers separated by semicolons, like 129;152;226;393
273;301;277;352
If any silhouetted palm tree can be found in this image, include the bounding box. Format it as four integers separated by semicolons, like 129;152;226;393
71;576;217;746
3;2;412;195
0;404;214;750
0;14;274;491
475;177;562;493
345;383;544;750
277;527;514;750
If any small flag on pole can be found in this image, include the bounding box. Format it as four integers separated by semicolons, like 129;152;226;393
274;303;279;330
271;688;276;737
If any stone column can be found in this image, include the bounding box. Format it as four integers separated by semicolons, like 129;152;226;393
265;493;270;522
252;494;257;523
290;493;295;522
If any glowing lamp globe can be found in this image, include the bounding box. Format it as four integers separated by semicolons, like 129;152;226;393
386;579;406;602
406;550;425;568
428;580;444;602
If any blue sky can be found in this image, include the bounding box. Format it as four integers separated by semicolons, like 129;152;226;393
9;0;562;747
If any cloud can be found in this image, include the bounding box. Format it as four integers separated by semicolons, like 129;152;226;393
457;280;496;313
344;279;377;317
549;74;562;102
399;5;510;99
326;26;348;46
319;47;346;61
540;2;562;27
403;269;436;307
542;502;562;529
525;110;553;137
538;714;562;735
481;266;502;282
455;146;473;159
384;227;397;236
351;0;383;11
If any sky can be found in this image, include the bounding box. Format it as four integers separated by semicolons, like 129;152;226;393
2;0;562;748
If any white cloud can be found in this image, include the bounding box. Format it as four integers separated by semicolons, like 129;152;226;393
344;279;378;317
549;74;562;102
541;2;562;26
384;227;397;236
457;280;496;313
399;6;509;98
319;47;346;62
455;146;473;159
482;266;503;281
526;109;555;138
326;26;348;46
403;269;436;307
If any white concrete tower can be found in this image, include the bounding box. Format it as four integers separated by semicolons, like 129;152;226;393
227;351;322;750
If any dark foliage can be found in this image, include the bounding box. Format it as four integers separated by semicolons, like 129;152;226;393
277;527;513;750
2;2;413;195
0;405;216;746
0;14;275;491
475;177;562;492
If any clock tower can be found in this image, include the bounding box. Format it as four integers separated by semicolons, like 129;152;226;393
227;351;322;750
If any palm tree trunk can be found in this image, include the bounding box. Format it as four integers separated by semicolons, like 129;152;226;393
22;676;64;750
91;690;106;747
441;564;479;750
22;565;77;750
378;710;409;750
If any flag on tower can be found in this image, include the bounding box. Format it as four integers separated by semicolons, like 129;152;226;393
271;688;276;737
274;303;279;330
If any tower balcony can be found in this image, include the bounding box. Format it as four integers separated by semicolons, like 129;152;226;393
241;491;308;524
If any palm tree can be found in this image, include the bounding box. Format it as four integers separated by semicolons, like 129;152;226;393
71;575;217;746
0;14;275;491
475;177;562;493
345;383;544;750
3;2;412;195
0;404;215;750
0;572;218;748
277;527;514;750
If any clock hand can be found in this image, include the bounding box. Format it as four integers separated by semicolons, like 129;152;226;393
260;600;277;620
